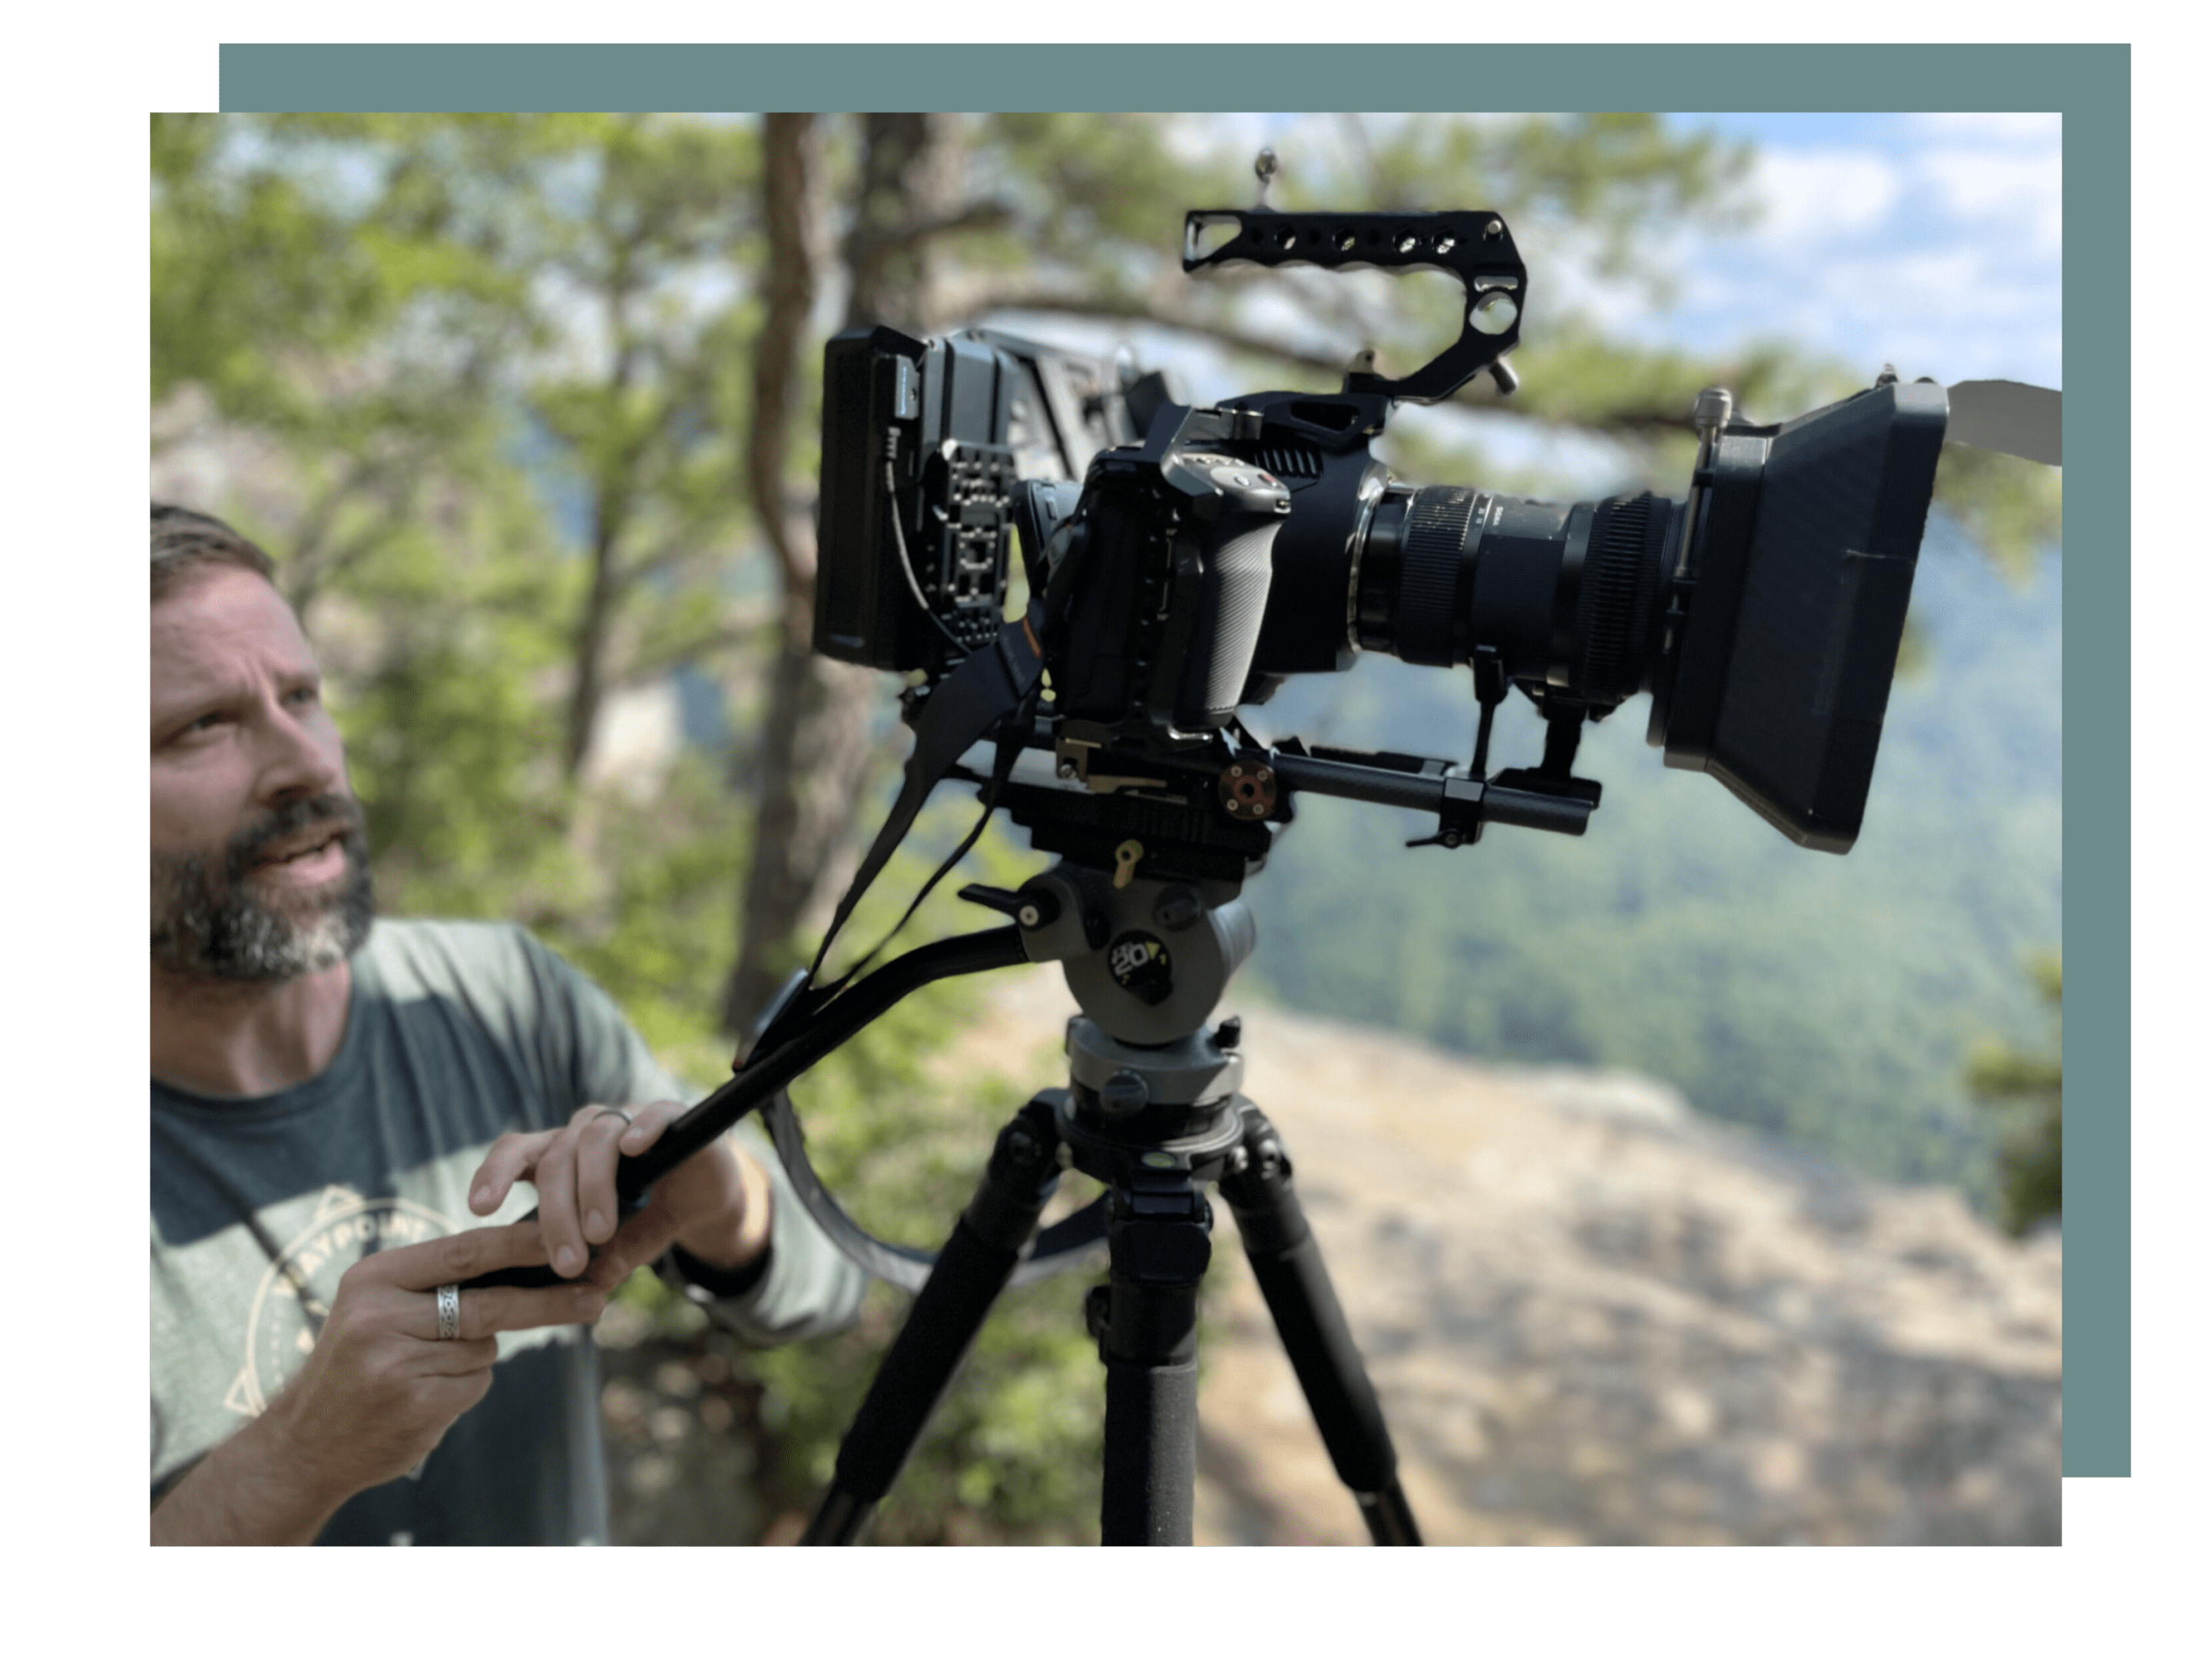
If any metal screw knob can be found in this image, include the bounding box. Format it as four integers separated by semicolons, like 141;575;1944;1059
1693;386;1734;443
1100;1070;1151;1115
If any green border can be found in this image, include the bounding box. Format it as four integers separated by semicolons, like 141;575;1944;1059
30;3;2176;1654
220;32;2123;1477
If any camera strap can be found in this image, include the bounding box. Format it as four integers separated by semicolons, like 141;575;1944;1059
806;619;1045;994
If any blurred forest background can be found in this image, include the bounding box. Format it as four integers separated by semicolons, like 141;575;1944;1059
150;111;2061;1541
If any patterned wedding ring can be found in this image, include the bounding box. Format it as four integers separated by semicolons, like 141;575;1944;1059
435;1281;462;1341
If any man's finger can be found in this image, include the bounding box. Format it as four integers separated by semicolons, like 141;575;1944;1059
403;1280;608;1343
574;1110;636;1248
614;1100;688;1159
468;1130;553;1217
601;1204;684;1284
581;1247;640;1292
356;1220;553;1292
412;1335;502;1376
534;1132;588;1278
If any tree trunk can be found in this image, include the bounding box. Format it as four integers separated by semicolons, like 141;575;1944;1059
722;589;879;1035
564;502;622;780
841;113;963;333
564;286;638;782
721;113;881;1037
722;112;982;1036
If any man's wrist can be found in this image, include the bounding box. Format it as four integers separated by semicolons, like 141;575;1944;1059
151;1396;347;1545
671;1147;773;1273
665;1238;773;1300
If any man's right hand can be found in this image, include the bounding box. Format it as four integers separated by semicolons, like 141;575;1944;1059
152;1220;607;1545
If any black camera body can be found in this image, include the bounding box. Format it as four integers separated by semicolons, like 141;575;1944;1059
813;208;1949;856
814;324;1145;674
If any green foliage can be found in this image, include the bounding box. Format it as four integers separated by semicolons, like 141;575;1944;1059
975;114;1244;264
1968;952;2063;1235
1930;442;2066;584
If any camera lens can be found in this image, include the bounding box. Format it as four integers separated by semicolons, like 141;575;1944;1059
1351;482;1679;706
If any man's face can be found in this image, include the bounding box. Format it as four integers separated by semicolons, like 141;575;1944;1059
151;566;372;982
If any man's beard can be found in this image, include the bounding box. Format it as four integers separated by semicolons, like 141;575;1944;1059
151;793;375;983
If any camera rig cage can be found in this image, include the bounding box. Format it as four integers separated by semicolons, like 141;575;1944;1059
815;205;1948;882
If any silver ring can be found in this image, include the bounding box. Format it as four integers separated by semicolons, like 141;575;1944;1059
591;1107;635;1128
435;1282;462;1341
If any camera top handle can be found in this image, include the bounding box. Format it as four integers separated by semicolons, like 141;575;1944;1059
1182;209;1527;404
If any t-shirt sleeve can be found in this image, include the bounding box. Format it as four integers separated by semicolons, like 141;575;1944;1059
515;932;864;1345
511;932;687;1115
664;1116;866;1345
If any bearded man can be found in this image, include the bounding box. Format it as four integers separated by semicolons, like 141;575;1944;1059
149;505;862;1545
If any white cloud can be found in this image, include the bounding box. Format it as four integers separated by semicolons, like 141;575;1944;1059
1163;112;1270;167
1905;113;2062;144
1745;148;1906;245
1916;147;2063;256
1625;122;2062;390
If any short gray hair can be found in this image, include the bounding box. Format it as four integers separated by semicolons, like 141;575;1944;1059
151;503;276;601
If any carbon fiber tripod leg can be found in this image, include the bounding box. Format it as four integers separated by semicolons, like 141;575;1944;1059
800;1098;1062;1544
1091;1165;1211;1545
1215;1102;1422;1545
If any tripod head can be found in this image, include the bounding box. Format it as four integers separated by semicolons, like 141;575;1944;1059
959;859;1253;1048
757;846;1260;1297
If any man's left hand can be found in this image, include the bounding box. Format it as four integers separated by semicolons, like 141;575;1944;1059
466;1104;773;1288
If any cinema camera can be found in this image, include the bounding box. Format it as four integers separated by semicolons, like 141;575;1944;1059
469;197;1955;1546
814;207;1948;865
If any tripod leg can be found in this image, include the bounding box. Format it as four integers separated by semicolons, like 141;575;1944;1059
1215;1102;1422;1545
1093;1168;1213;1545
800;1098;1063;1545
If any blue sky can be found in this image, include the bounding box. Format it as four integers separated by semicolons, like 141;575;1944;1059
1646;111;2061;389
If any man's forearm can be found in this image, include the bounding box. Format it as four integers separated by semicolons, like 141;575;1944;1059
151;1399;344;1546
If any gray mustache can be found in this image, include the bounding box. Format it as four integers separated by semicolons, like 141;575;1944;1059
225;793;366;879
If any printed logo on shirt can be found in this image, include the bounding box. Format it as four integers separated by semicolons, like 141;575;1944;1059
224;1185;459;1422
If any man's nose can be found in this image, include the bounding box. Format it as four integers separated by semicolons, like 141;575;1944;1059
259;704;344;806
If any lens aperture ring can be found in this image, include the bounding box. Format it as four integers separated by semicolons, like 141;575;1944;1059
1396;486;1479;666
1575;492;1670;704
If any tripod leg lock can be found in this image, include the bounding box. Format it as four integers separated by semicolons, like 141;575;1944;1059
1100;1177;1212;1366
1097;1174;1213;1545
962;1098;1065;1247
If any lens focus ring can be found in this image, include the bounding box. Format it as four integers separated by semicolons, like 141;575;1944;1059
1575;492;1669;703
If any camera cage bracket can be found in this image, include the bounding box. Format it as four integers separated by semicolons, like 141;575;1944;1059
1182;210;1527;405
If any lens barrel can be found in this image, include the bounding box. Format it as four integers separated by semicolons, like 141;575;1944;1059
1353;483;1679;706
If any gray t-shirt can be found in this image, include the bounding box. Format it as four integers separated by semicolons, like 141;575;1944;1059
151;918;863;1545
